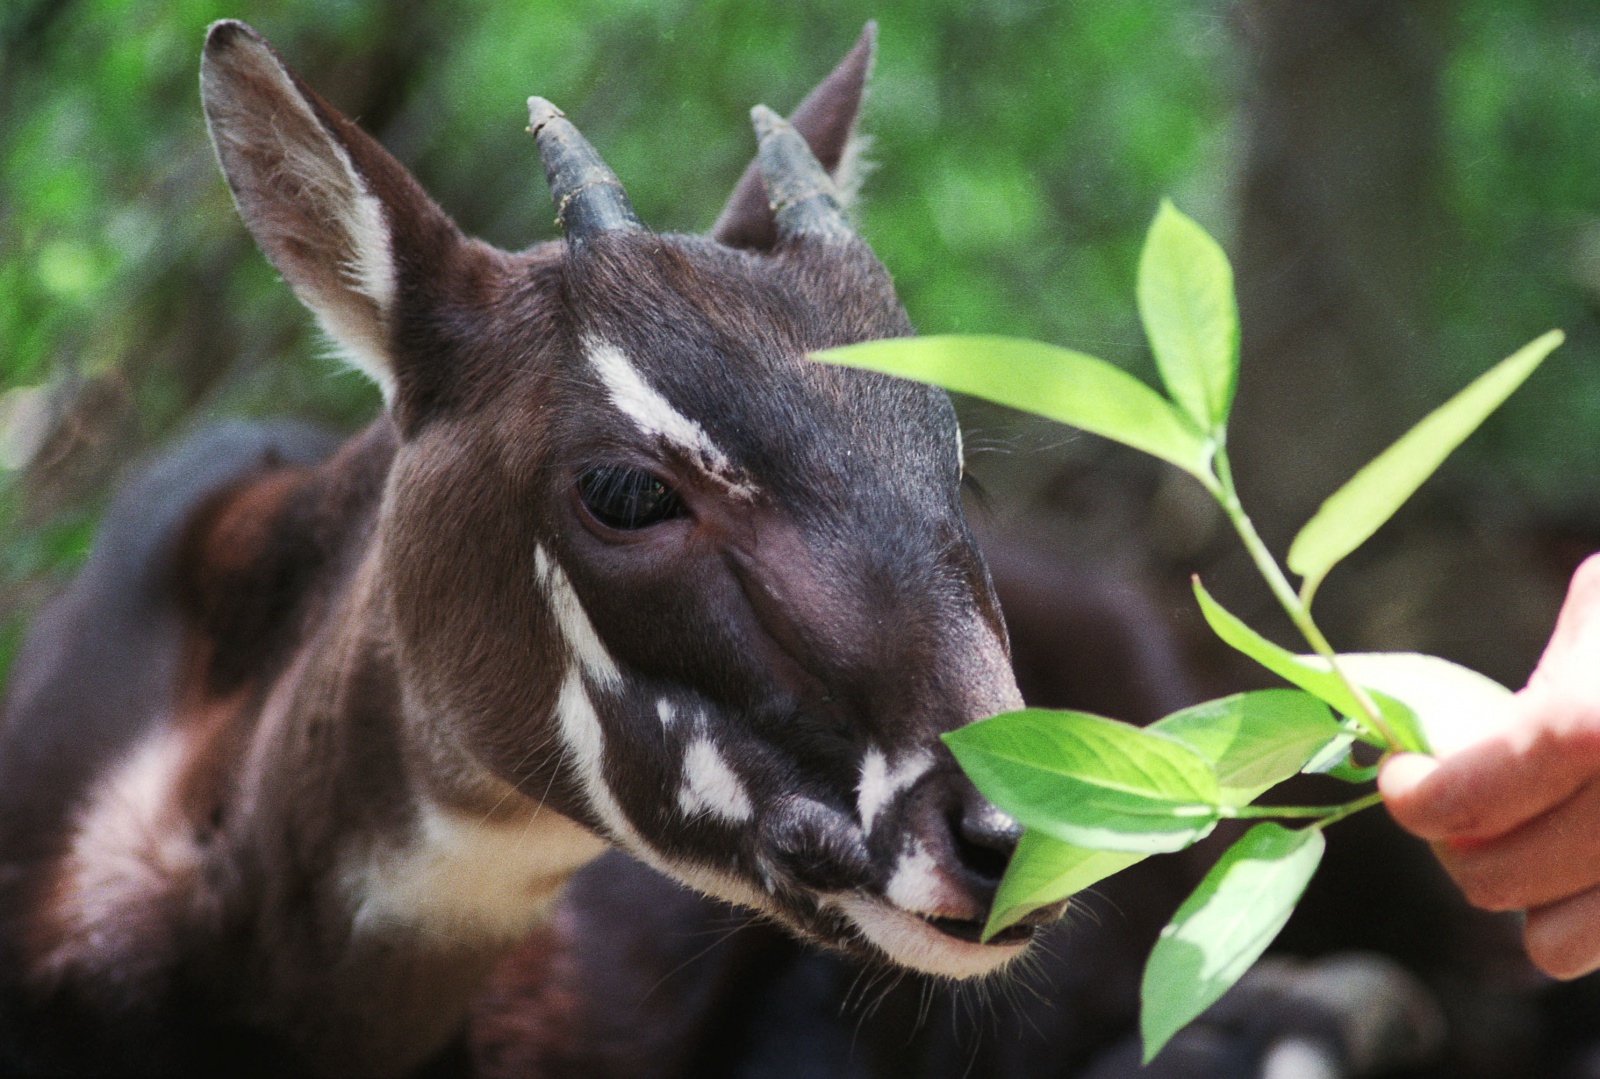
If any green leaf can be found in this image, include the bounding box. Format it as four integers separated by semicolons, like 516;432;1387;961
1190;577;1373;734
1137;200;1239;432
1153;690;1343;804
1140;823;1325;1063
1287;330;1563;598
1334;652;1512;757
944;709;1221;853
1289;653;1434;755
1301;733;1357;776
983;830;1145;940
811;335;1214;481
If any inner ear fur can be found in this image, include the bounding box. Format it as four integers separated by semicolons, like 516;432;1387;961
200;20;465;409
713;22;877;251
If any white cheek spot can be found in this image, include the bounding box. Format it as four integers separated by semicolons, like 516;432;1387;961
35;725;200;984
347;801;605;940
831;894;1025;980
656;699;677;727
535;545;621;688
583;338;755;498
677;737;754;823
856;747;934;833
884;840;946;913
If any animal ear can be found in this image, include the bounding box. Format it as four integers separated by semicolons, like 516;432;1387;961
712;22;876;251
200;20;463;407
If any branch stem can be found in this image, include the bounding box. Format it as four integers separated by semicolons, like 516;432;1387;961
1210;447;1404;753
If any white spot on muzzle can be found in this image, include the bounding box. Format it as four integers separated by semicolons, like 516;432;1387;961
584;338;754;497
678;737;754;822
656;698;677;727
856;748;934;833
884;840;946;912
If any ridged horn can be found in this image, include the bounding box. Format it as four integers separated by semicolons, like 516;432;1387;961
750;105;854;243
528;97;641;239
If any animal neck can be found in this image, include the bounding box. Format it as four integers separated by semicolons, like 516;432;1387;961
42;424;607;1075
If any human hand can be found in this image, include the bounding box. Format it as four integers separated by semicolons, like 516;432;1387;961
1380;553;1600;979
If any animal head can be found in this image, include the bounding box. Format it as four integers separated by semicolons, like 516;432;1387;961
200;20;1040;979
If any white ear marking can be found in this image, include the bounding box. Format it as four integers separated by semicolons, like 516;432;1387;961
202;30;399;401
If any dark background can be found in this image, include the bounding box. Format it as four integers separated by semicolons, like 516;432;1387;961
4;0;1599;694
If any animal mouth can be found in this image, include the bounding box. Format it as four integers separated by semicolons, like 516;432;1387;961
924;915;1035;946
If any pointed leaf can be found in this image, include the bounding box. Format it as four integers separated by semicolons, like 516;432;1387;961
983;830;1145;940
944;709;1220;854
1288;330;1563;597
1190;577;1372;733
1137;200;1239;432
811;335;1214;480
1141;823;1325;1063
1335;652;1512;757
1153;690;1343;804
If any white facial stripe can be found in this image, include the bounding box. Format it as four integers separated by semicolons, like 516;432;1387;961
856;748;934;832
347;801;605;940
549;668;772;916
884;840;946;913
831;894;1024;980
535;545;622;689
552;667;636;845
677;737;754;823
583;338;755;497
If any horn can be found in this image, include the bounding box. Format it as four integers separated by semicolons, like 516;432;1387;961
527;97;641;239
750;105;854;243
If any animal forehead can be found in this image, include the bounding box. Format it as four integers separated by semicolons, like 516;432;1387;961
561;236;955;494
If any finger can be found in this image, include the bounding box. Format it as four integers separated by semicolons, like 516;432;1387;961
1525;885;1600;980
1378;701;1600;841
1529;553;1600;693
1434;776;1600;912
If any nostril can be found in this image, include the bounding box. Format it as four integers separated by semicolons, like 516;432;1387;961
951;800;1020;887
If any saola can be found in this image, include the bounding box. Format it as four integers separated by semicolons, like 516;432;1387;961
0;20;1049;1078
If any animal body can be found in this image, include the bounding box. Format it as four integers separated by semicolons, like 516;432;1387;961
0;20;1048;1077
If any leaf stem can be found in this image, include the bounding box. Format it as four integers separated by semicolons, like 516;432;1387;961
1221;791;1383;826
1309;790;1384;829
1210;447;1404;753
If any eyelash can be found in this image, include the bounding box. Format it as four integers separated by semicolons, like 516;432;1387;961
576;465;686;530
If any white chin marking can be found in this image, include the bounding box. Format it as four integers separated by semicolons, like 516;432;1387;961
678;737;754;822
856;747;934;833
582;338;755;498
832;894;1025;980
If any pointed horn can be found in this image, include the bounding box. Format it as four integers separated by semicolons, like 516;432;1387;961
750;105;854;244
528;97;641;239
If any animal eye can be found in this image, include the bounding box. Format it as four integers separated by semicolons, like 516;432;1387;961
577;466;685;530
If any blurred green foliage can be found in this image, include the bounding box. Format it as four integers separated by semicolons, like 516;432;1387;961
2;0;1600;681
